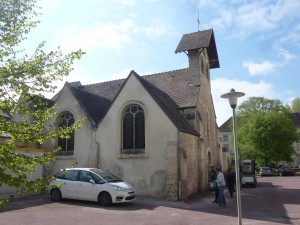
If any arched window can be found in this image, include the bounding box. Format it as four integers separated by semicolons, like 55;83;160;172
122;104;145;151
57;111;75;155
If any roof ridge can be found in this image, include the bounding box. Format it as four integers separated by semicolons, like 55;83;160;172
182;29;213;36
81;68;188;87
142;68;189;78
70;85;107;98
83;77;126;87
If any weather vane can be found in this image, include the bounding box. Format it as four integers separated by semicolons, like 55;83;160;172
197;11;200;31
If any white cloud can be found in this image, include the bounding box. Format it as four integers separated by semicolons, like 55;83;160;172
243;60;280;76
141;19;172;38
56;19;134;52
43;63;102;99
205;0;300;38
211;78;277;126
243;42;297;76
55;16;173;53
113;0;137;6
276;47;297;61
236;2;275;32
276;24;300;49
270;0;300;23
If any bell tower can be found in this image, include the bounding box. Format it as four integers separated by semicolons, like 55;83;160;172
175;29;220;86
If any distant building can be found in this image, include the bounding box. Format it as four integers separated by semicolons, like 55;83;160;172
219;113;300;167
219;117;234;159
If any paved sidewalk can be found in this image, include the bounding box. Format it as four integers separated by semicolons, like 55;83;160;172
1;176;300;225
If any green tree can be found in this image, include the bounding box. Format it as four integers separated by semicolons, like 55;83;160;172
236;97;300;166
290;97;300;113
0;0;84;206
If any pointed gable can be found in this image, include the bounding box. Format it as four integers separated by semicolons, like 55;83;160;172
131;71;199;136
67;83;111;125
219;117;232;132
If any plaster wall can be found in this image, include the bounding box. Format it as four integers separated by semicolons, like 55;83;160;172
98;75;179;198
43;86;95;174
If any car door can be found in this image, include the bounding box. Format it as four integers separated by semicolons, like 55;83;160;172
59;170;79;199
77;170;98;201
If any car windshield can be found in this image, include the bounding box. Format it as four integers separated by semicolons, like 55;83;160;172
90;169;122;182
261;167;270;170
240;162;254;175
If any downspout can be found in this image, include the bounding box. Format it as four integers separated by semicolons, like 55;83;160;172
91;121;99;168
92;121;97;142
177;131;182;200
83;121;100;168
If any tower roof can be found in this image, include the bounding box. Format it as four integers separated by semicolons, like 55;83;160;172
175;29;220;69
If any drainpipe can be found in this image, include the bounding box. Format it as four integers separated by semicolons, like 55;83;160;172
177;131;182;200
91;121;99;168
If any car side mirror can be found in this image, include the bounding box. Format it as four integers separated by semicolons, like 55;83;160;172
90;179;95;184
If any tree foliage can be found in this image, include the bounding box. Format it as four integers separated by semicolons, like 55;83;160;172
0;0;84;206
290;97;300;113
236;97;300;166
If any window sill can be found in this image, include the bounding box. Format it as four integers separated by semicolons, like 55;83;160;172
119;149;148;159
55;151;75;160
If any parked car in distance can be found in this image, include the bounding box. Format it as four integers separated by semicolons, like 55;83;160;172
49;168;136;206
277;166;294;176
259;167;272;176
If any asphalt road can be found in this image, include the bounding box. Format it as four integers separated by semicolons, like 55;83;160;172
0;176;300;225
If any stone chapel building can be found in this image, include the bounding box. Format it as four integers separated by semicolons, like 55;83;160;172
41;29;223;200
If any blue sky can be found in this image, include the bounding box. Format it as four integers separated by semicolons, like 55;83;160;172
24;0;300;126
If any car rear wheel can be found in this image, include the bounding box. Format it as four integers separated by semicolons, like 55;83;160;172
98;192;112;206
50;188;62;201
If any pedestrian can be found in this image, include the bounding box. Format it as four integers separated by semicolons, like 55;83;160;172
226;168;236;198
210;166;218;203
215;167;226;207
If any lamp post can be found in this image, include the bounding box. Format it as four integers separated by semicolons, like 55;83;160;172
221;88;245;225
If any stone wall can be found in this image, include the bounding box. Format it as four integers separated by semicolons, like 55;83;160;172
179;132;198;199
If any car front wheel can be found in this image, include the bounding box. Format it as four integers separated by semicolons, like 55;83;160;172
50;188;62;201
98;192;112;206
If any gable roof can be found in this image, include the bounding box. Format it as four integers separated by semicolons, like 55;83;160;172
132;71;199;136
61;70;199;136
67;83;111;126
82;68;199;109
219;117;232;132
175;29;220;69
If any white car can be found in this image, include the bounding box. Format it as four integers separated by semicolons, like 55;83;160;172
259;167;272;176
49;168;135;206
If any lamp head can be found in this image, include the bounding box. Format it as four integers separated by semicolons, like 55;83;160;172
221;88;245;109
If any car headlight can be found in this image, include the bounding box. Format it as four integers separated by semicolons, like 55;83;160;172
112;185;126;191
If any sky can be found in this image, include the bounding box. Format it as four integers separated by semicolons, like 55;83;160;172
24;0;300;126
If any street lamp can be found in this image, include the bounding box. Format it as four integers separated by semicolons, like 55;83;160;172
221;88;245;225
